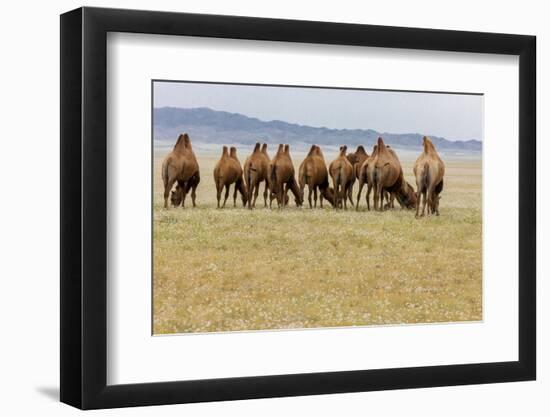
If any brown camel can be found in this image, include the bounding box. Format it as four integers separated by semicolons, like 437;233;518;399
329;146;355;209
298;145;335;208
347;145;369;181
170;172;200;208
346;145;368;206
213;146;247;208
161;133;200;208
413;136;445;217
260;144;287;206
269;144;303;208
356;144;377;210
243;142;270;209
371;137;417;211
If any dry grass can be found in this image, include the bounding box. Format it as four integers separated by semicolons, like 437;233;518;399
153;148;482;334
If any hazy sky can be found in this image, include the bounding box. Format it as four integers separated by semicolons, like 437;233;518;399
154;81;483;142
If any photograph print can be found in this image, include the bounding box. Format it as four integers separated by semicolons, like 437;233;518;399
152;80;483;335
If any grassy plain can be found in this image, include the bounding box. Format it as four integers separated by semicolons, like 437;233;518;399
153;147;482;334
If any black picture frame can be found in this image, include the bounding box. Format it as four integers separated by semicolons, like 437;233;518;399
60;6;536;410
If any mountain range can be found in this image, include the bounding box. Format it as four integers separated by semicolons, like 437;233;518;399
153;107;482;152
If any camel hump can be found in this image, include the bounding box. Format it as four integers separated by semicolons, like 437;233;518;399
423;136;437;154
377;137;385;148
230;146;238;158
339;145;347;156
253;142;261;152
356;145;366;154
261;143;268;153
284;144;290;154
222;146;229;157
307;144;317;157
276;144;284;155
174;133;191;151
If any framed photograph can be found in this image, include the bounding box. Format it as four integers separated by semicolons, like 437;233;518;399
60;6;536;409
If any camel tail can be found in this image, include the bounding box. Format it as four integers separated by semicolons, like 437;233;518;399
421;163;430;192
247;164;257;205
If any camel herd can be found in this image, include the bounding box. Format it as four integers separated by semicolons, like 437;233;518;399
161;133;445;217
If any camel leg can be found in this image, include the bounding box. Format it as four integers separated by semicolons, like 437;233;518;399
313;187;318;208
334;180;340;209
163;177;176;209
232;183;238;207
246;182;253;209
181;190;187;208
191;183;198;208
285;183;291;208
300;182;306;208
366;183;372;211
347;184;354;208
421;190;427;216
252;182;260;208
222;184;230;208
263;182;268;207
415;190;422;217
343;184;348;210
376;185;384;211
307;185;313;209
216;183;222;208
356;181;364;210
180;181;190;208
434;193;441;216
246;182;254;210
427;185;436;216
277;181;283;209
373;184;379;211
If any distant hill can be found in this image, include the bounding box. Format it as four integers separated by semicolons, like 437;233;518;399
153;107;482;152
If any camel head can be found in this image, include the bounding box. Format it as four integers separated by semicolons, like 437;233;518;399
294;191;303;207
339;145;348;156
395;181;417;209
356;145;367;156
321;187;336;207
170;185;183;207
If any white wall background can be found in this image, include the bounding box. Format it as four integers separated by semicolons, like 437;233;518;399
0;0;545;415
